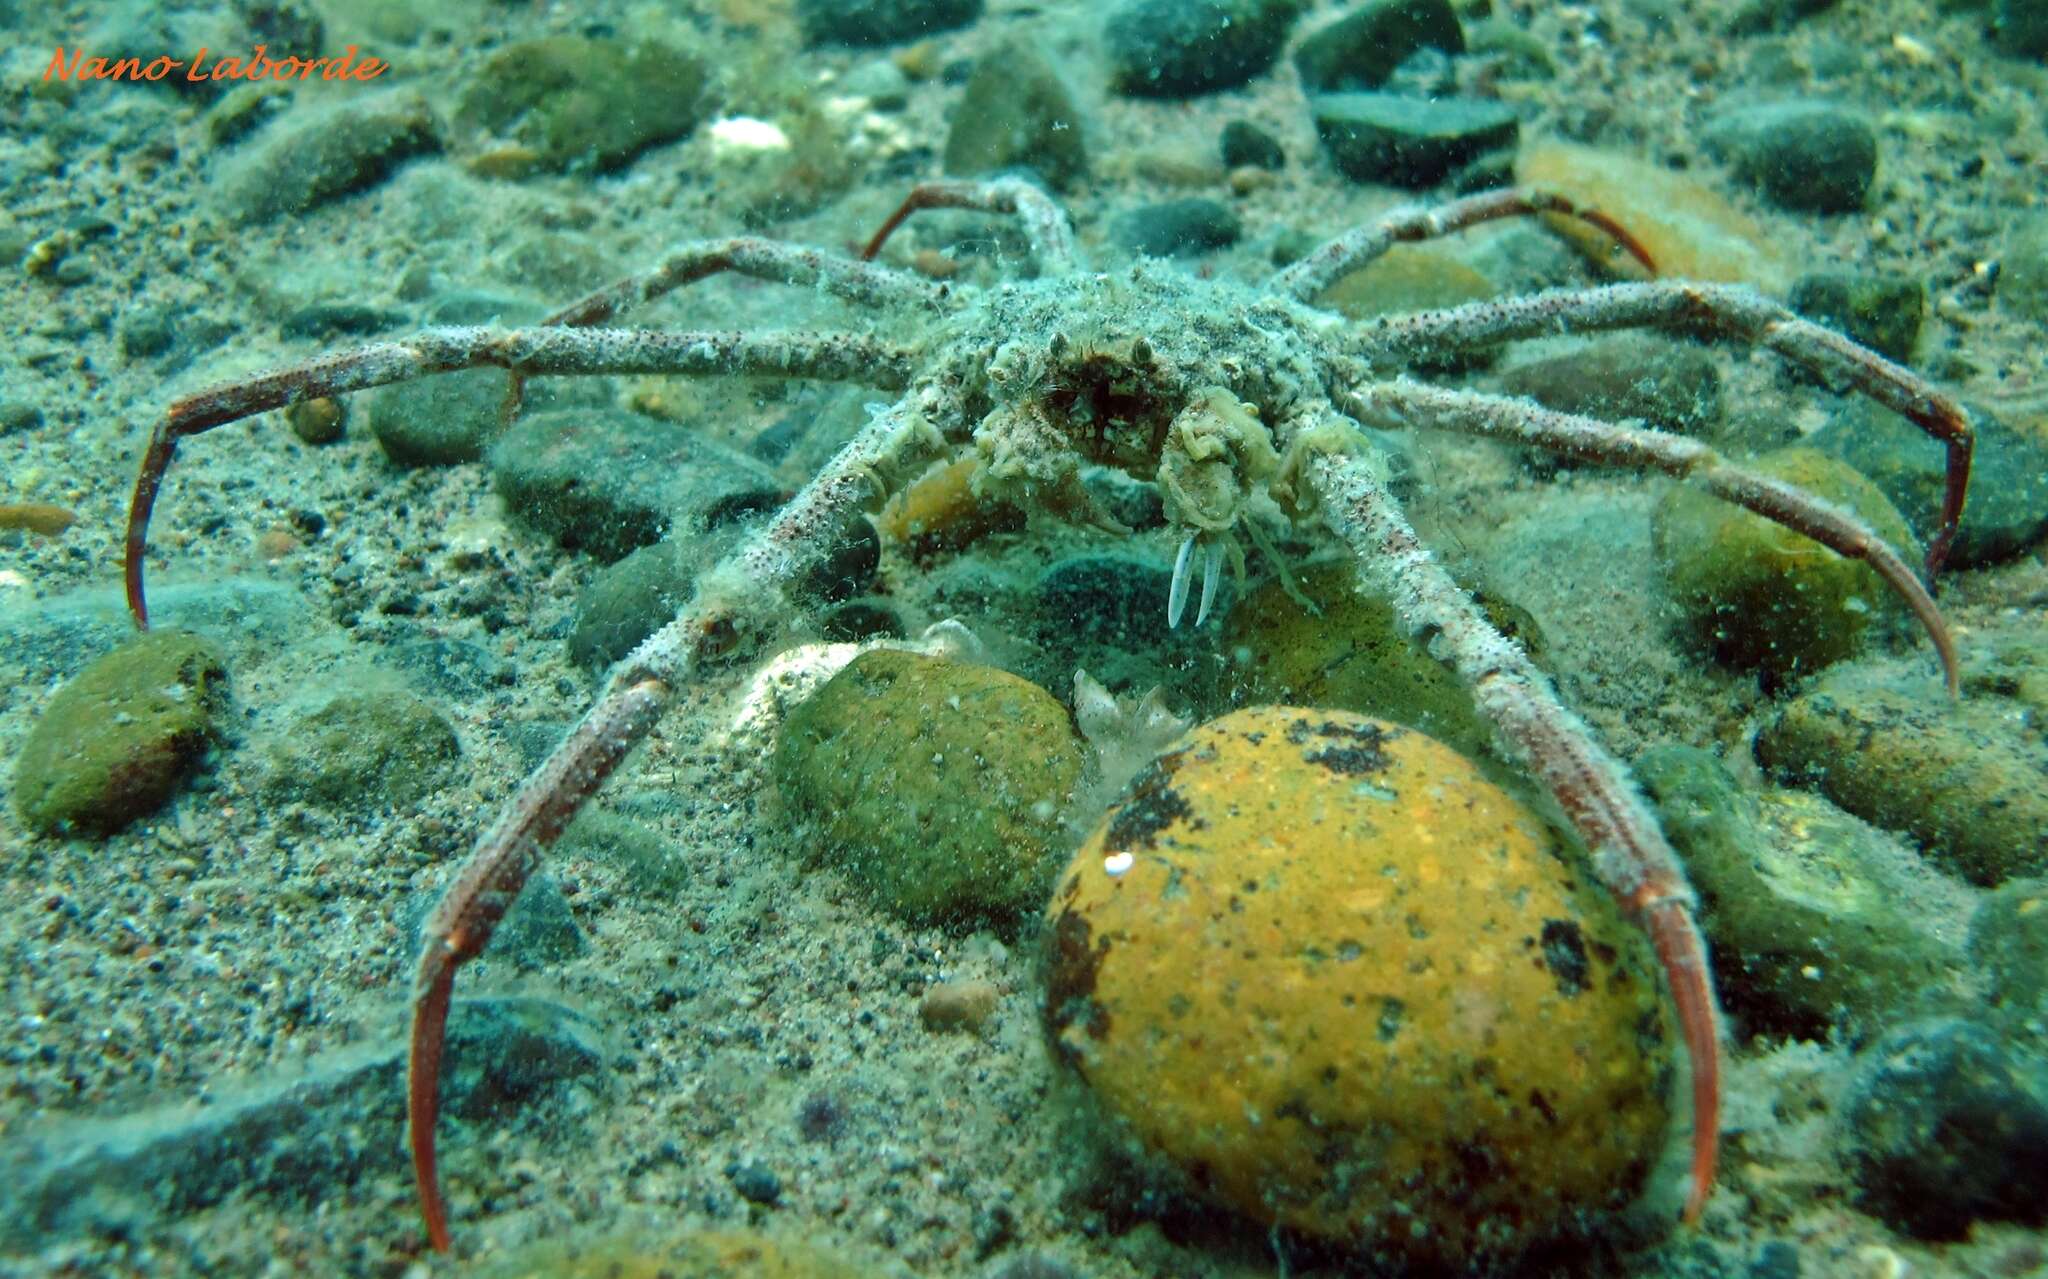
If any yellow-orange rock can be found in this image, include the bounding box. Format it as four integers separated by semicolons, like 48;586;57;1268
1045;707;1675;1267
1519;142;1793;291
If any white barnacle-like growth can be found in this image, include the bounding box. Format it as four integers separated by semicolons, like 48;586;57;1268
1070;669;1193;839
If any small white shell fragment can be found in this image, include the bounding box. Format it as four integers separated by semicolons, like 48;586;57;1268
708;116;791;156
1890;33;1936;66
1103;851;1134;878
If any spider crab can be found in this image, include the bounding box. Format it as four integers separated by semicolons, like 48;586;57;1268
120;178;1972;1253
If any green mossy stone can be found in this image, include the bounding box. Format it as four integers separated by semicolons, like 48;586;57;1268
264;690;459;811
221;93;441;223
1653;446;1915;685
454;37;710;174
942;34;1088;190
1756;645;2048;885
1224;560;1538;765
774;651;1084;928
12;631;230;837
1635;746;1967;1036
1789;271;1925;364
1970;878;2048;1048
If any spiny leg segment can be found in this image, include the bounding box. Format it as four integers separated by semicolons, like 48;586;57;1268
860;175;1084;273
407;391;950;1250
1334;380;1961;695
1269;187;1659;303
123;328;915;628
1306;448;1720;1223
1343;282;1974;578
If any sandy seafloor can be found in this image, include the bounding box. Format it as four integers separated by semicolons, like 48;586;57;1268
2;0;2047;1275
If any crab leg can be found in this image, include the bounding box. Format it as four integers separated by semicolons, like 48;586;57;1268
1345;282;1975;578
408;390;950;1251
860;176;1082;274
1270;187;1658;302
123;327;915;627
538;237;944;329
1304;447;1721;1224
1336;380;1961;697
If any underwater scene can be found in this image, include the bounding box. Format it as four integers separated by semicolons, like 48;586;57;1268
3;0;2047;1274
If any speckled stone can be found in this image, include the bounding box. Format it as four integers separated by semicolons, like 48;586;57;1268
1105;0;1305;98
1313;92;1518;188
11;630;230;837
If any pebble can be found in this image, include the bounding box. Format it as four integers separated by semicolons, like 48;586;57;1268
487;408;782;563
219;93;441;223
1840;1019;2048;1238
1998;214;2048;324
0;996;601;1249
1219;120;1285;170
1112;198;1242;257
11;631;229;837
773;651;1084;927
1292;0;1465;93
943;35;1089;191
261;689;460;811
1633;745;1967;1035
1104;0;1304;98
797;0;983;46
453;38;710;173
1787;271;1924;364
1517;142;1793;288
1757;640;2048;885
1496;333;1723;446
278;303;408;341
1811;399;2048;568
1028;554;1215;701
1970;878;2048;1050
0;402;43;436
919;979;1000;1032
284;397;346;445
1654;447;1913;687
1312;92;1518;189
723;1160;783;1205
1995;0;2048;59
1702;100;1878;215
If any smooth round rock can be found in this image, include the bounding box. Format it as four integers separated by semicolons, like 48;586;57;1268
775;651;1085;927
1045;707;1673;1267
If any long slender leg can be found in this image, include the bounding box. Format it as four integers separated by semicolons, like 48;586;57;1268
1304;448;1721;1225
538;236;944;328
124;327;916;627
860;176;1081;275
408;390;950;1252
1269;187;1658;303
1344;282;1975;577
1336;380;1960;697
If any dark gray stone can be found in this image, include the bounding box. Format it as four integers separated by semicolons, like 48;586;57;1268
1703;100;1876;214
1788;271;1924;363
0;997;603;1247
1972;879;2048;1051
119;307;177;359
570;540;699;670
1105;0;1304;98
724;1159;783;1204
1995;0;2048;59
1292;0;1465;93
263;690;460;811
491;408;778;562
1999;215;2048;324
219;93;441;223
1841;1020;2048;1238
278;303;409;341
944;35;1088;191
1812;400;2048;568
1114;198;1243;258
797;0;983;45
1220;120;1285;170
1497;334;1722;451
1312;92;1519;188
